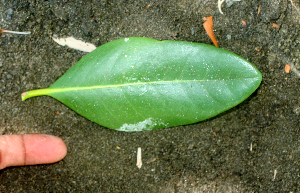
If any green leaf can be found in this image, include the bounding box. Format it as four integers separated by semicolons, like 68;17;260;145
22;37;262;132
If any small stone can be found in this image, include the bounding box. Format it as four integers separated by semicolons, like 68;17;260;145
6;8;13;16
293;106;300;115
6;8;13;20
11;70;17;75
191;28;195;36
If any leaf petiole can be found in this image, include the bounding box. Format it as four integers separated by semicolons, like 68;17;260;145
22;88;58;101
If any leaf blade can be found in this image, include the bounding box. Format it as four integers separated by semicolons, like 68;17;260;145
22;37;262;131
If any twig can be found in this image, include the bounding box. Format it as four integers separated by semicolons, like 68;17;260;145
290;0;299;12
290;63;300;77
218;0;226;14
218;0;241;15
0;28;31;35
136;147;142;169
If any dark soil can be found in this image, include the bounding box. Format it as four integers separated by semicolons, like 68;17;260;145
1;0;300;192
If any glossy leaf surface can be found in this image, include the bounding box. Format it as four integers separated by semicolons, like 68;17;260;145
22;37;262;131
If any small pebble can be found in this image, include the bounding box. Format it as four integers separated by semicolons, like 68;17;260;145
11;70;17;75
293;106;300;115
6;8;13;20
191;28;195;36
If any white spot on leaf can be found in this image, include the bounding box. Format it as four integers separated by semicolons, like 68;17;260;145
139;86;148;96
116;118;167;132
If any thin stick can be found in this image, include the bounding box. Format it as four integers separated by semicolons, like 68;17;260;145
136;147;142;169
290;0;299;12
0;29;31;35
218;0;226;14
290;63;300;77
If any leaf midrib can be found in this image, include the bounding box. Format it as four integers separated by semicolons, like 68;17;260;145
22;77;259;101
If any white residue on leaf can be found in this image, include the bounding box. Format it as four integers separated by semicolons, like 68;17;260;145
139;86;148;96
116;118;167;132
52;36;96;52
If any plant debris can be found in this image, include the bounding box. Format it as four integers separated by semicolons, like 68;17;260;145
52;36;97;52
203;16;218;47
290;0;299;12
218;0;242;14
272;23;279;28
0;28;31;35
136;147;142;169
285;64;291;73
290;64;300;77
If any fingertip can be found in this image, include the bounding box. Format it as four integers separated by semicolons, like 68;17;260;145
0;134;67;170
23;134;67;165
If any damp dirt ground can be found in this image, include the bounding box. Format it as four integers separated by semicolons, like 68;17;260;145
1;0;300;192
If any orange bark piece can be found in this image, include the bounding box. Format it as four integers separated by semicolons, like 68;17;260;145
272;23;279;28
203;16;218;47
285;64;291;73
257;5;261;16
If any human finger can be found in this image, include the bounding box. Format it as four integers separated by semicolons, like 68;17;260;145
0;134;67;170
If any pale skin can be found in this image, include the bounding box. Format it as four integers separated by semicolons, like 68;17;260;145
0;134;67;170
